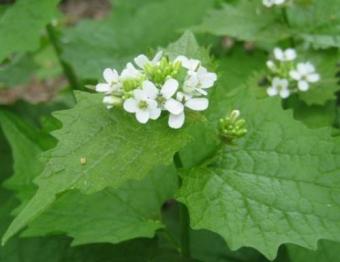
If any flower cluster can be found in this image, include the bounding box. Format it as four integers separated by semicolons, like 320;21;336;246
262;0;286;7
265;48;320;99
95;52;217;129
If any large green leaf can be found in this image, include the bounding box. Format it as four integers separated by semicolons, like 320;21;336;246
0;0;60;62
193;0;290;43
61;0;214;79
2;91;195;244
22;166;177;245
177;88;340;260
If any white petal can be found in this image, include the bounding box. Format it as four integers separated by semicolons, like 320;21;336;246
307;73;320;82
200;72;217;89
161;78;179;98
147;99;158;109
187;59;200;71
304;62;315;74
285;49;297;61
152;51;163;64
274;48;284;61
123;98;138;113
195;88;208;96
134;89;146;100
289;70;301;80
149;107;161;120
175;55;189;65
272;77;281;86
298;80;309;91
164;98;184;115
280;88;290;98
297;63;308;75
263;0;273;7
103;96;114;105
103;96;121;107
103;68;119;83
266;60;276;71
185;98;209;111
168;113;185;129
142;81;159;99
275;0;285;4
135;110;150;124
96;83;111;93
279;78;289;89
121;63;140;79
185;74;199;88
134;55;150;69
267;87;278;96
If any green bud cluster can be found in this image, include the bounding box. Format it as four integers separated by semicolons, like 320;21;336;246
219;110;247;143
144;57;181;85
122;78;144;92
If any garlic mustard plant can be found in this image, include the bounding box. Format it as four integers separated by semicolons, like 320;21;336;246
95;52;217;128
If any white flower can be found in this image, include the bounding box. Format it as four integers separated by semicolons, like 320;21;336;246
134;51;163;69
120;63;142;80
274;48;297;62
263;0;286;7
95;68;121;94
176;55;217;96
123;81;161;124
289;62;320;91
267;77;290;98
168;92;209;129
183;66;217;96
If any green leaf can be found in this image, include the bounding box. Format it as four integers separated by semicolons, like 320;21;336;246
165;31;211;65
193;0;290;43
287;240;340;262
0;111;56;206
22;166;177;245
2;90;195;244
177;88;340;260
61;0;214;79
0;0;60;62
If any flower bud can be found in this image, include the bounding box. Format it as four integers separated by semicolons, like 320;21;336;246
219;110;247;143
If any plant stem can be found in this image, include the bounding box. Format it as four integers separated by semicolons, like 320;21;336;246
46;24;81;90
174;152;191;259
